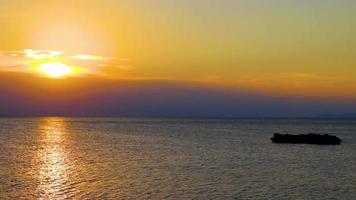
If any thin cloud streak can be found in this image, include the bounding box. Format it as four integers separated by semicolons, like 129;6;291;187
0;49;131;77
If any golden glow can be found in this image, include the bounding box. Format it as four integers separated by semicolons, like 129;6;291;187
24;49;63;60
0;1;355;97
37;118;74;199
36;62;75;78
1;49;111;78
73;54;107;61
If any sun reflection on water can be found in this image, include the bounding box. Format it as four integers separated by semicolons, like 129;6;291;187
36;117;74;199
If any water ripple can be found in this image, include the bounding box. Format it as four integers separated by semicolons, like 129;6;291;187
0;118;355;199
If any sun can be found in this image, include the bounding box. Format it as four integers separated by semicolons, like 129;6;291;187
36;62;75;78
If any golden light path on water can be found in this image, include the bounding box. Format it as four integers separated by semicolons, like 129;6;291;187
0;117;354;198
36;118;75;199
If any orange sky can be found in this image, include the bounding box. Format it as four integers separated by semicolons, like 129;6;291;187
1;0;356;99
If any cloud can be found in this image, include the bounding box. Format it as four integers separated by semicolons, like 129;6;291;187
0;49;131;77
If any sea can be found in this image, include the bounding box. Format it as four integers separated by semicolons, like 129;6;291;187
0;118;355;199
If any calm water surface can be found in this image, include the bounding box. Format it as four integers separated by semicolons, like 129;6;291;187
0;118;355;199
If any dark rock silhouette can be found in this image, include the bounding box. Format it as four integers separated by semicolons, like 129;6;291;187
271;133;341;145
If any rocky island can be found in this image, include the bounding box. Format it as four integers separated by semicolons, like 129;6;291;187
271;133;341;145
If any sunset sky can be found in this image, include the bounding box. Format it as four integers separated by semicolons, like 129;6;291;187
1;0;356;117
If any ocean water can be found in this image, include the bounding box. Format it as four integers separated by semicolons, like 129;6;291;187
0;118;355;200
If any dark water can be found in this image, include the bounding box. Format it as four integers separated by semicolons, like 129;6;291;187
0;118;355;199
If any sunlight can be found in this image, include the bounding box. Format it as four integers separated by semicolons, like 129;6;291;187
36;62;74;78
24;49;63;60
36;117;74;199
72;54;107;61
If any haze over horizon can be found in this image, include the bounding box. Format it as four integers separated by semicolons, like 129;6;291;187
0;71;355;118
1;0;356;117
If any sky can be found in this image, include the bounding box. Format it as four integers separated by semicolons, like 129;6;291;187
0;0;356;117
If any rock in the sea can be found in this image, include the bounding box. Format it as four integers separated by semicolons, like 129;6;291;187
271;133;341;145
